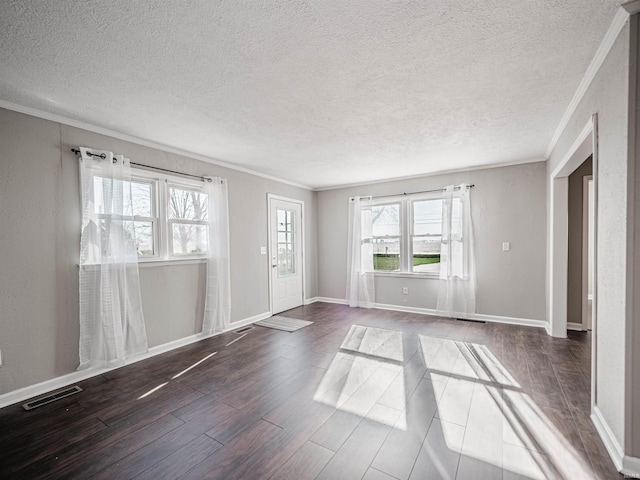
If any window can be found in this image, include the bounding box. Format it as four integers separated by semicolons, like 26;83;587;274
92;168;209;262
372;203;401;271
92;176;158;257
168;185;208;256
411;199;442;273
372;195;445;274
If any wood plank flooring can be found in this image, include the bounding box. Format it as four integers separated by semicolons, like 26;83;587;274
0;303;624;479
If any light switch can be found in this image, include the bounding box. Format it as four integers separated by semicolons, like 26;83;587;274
502;242;510;252
260;247;267;255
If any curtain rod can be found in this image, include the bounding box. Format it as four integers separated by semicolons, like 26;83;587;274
71;148;212;182
369;184;475;200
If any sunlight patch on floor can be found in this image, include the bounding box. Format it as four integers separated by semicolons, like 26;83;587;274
417;335;595;479
340;325;404;362
314;326;407;429
138;382;168;400
171;351;218;379
137;351;218;400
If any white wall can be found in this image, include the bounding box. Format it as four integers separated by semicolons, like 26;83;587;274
317;162;547;322
0;107;318;396
547;21;630;451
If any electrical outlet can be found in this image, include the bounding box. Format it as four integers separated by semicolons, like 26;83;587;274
260;246;267;255
402;287;408;295
502;242;510;252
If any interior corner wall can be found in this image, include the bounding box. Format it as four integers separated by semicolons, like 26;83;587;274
547;21;630;450
567;157;593;326
317;161;547;322
0;107;318;396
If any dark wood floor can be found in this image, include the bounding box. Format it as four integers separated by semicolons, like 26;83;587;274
0;303;623;479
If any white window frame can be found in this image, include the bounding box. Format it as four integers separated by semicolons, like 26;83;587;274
372;192;443;277
371;201;402;272
130;168;209;264
129;175;160;259
166;182;209;259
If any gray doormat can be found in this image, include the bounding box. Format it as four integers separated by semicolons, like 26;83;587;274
254;315;313;332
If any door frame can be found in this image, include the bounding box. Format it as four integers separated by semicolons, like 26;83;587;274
582;175;594;331
267;194;306;315
548;113;598;409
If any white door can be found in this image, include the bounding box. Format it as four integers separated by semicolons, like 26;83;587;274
269;196;303;314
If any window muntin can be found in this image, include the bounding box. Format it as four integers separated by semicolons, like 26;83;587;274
372;203;401;271
168;185;209;256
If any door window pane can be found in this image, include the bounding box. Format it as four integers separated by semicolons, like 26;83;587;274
277;208;295;276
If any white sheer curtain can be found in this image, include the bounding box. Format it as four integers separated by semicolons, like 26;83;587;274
436;184;476;317
346;196;375;308
202;177;231;334
78;147;148;370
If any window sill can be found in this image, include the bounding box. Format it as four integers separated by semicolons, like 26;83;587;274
138;258;207;268
78;258;207;269
373;271;439;279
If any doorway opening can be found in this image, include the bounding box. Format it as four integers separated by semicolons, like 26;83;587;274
567;158;593;332
548;114;598;410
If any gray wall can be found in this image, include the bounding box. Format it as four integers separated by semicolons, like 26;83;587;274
547;21;630;450
567;157;593;326
317;162;547;321
0;107;318;395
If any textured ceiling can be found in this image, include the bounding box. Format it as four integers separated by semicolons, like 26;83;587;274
0;0;622;188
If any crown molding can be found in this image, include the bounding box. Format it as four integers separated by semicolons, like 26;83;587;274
545;7;629;159
623;0;640;15
0;100;313;191
314;156;546;192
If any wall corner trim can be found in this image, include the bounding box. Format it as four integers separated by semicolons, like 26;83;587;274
0;310;271;410
545;7;629;158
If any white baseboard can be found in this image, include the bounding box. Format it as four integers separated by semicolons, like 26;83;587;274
315;297;348;305
591;405;640;477
310;297;547;329
544;323;555;337
304;296;319;305
373;302;547;329
0;310;271;409
624;457;640;479
567;322;587;331
229;311;272;329
591;405;624;472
